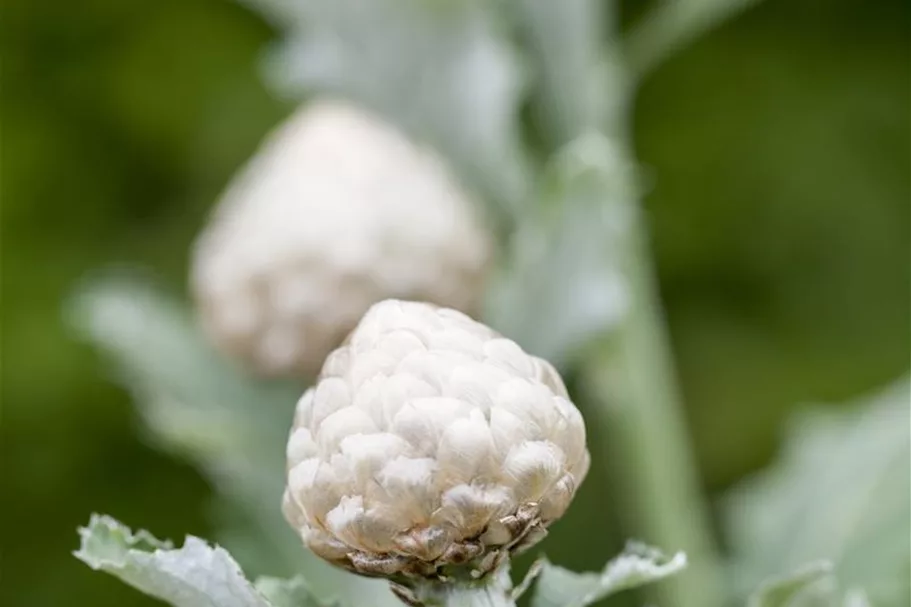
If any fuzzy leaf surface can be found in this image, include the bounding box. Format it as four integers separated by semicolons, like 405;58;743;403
531;541;687;607
69;275;400;606
243;0;531;217
75;514;269;607
725;379;911;607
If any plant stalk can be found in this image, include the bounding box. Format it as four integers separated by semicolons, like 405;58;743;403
579;204;726;607
571;6;727;606
402;570;517;607
438;585;516;607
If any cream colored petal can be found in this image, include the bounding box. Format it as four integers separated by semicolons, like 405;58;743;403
339;432;412;487
317;407;377;454
494;379;558;440
489;406;533;459
287;427;318;469
393;526;452;561
351;374;387;428
436;409;496;485
433;484;515;539
375;456;439;524
288;458;350;525
483;338;534;377
346;349;398;391
374;329;427;360
532;356;569;398
501;440;565;502
570;449;591;486
379;373;439;429
424;327;485;357
396;350;474;393
391;397;472;456
310;377;352;430
281;489;306;529
293;388;316;428
320;346;351;378
443;362;511;412
301;525;351;561
325;495;368;551
539;474;575;521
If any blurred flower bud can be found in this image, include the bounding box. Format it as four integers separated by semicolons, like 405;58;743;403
282;300;590;581
191;101;491;377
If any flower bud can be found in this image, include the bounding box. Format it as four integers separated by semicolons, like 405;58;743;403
283;300;590;580
191;101;491;378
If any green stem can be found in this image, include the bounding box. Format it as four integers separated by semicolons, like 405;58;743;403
579;205;726;607
572;7;726;607
438;585;516;607
511;2;726;605
404;570;517;607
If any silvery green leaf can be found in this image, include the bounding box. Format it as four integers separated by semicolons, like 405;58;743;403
512;0;615;144
69;274;303;574
724;379;911;607
68;274;401;606
530;541;687;607
745;562;873;607
251;0;531;217
485;133;637;365
746;561;835;607
511;557;545;600
255;576;339;607
74;514;268;607
842;589;871;607
625;0;763;79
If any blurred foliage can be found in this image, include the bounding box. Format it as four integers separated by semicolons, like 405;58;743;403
75;514;278;607
69;277;401;606
74;514;685;607
75;514;344;607
1;0;908;606
248;0;533;220
486;135;636;367
633;0;909;485
743;561;860;607
530;542;687;607
725;380;911;606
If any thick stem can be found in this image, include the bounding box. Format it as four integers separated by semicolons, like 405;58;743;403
494;1;725;605
402;568;517;607
572;5;726;607
580;208;726;607
437;584;516;607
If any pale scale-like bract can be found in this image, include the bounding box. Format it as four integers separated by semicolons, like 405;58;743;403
282;300;590;580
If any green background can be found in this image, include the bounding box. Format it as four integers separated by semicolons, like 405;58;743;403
2;0;908;605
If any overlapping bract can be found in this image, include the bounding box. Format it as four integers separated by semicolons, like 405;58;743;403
282;300;590;579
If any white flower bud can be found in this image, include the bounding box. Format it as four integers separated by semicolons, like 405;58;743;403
191;100;491;377
283;300;590;580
